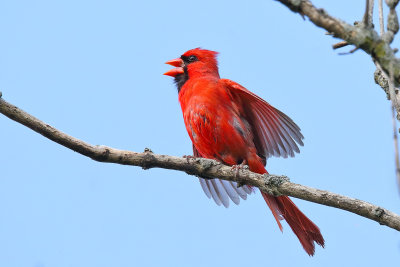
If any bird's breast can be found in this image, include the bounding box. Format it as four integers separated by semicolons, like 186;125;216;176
178;78;255;163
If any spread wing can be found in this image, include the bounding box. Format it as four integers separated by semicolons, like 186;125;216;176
221;79;304;161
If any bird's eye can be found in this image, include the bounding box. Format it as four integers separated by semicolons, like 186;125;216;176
187;55;198;63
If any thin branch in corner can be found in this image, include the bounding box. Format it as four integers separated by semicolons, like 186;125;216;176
378;0;400;195
391;105;400;195
276;0;400;90
1;94;400;231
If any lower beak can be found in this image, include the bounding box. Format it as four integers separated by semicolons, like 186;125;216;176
164;67;184;77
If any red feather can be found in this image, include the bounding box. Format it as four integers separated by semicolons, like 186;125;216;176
165;48;324;256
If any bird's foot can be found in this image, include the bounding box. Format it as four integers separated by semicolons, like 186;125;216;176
231;160;248;177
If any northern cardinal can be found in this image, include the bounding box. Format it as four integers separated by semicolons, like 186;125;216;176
164;48;324;256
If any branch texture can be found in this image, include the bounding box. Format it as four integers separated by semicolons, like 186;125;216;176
1;95;400;231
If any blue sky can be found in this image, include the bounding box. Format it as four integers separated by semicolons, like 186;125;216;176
1;0;399;266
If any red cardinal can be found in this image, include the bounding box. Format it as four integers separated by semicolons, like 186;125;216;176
164;48;324;256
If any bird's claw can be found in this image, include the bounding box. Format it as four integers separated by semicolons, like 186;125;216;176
231;160;248;177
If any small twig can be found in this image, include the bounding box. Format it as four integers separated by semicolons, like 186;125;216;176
334;1;375;51
388;67;400;195
335;1;373;52
391;105;400;195
332;41;349;49
363;0;375;27
379;0;385;35
338;46;360;55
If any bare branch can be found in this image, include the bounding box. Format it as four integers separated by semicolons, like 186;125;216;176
378;2;400;195
391;105;400;195
334;1;373;51
363;0;375;27
1;94;400;231
332;41;349;49
276;0;400;89
379;0;385;35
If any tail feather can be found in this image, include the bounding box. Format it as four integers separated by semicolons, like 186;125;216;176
248;155;324;256
262;192;325;256
261;192;283;231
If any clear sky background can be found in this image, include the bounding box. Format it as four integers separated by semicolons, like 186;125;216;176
1;0;399;266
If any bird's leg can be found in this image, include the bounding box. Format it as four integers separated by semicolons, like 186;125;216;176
231;159;248;186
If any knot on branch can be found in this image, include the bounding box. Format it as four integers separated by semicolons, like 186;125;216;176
354;20;374;30
192;158;220;178
142;148;156;170
93;145;111;161
143;147;153;153
262;174;290;196
386;0;400;9
373;207;386;224
387;9;399;34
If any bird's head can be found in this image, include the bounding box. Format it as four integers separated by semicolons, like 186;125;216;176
164;48;219;91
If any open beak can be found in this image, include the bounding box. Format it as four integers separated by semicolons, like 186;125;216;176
164;58;184;77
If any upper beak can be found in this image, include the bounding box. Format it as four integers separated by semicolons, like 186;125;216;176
165;58;183;67
164;58;184;77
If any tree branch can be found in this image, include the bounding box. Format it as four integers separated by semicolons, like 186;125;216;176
276;1;400;107
1;94;400;231
363;0;375;27
379;0;385;36
376;0;400;195
391;104;400;195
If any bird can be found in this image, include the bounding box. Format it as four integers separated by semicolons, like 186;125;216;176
164;48;324;256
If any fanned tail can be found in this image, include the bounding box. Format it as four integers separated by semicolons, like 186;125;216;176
248;155;325;256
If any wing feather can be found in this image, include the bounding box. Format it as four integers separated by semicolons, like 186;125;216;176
231;181;248;200
211;179;230;208
195;146;252;206
220;180;240;205
207;179;222;206
199;178;212;199
221;79;304;161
